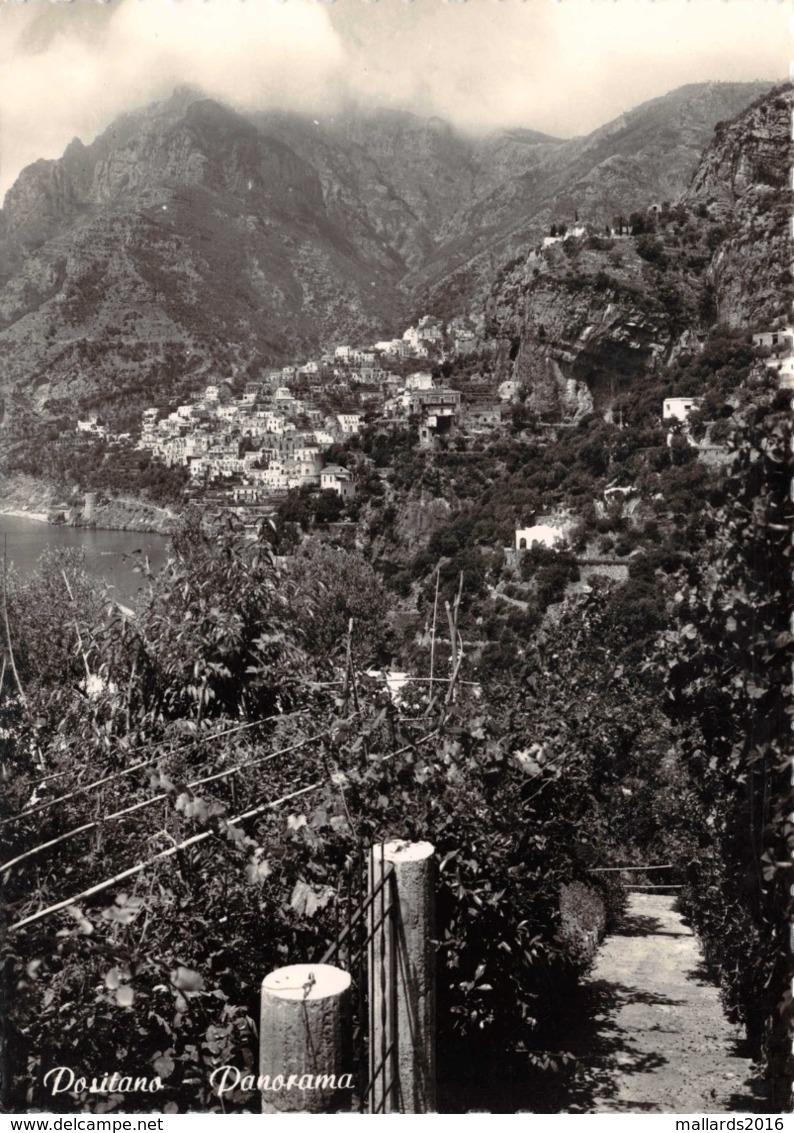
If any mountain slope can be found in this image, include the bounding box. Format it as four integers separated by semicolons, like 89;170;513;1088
0;80;776;429
409;81;776;312
0;96;409;426
480;84;793;418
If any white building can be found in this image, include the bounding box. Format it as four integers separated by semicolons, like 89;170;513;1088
417;316;443;342
752;328;793;353
321;464;355;499
455;331;477;353
216;405;239;421
377;338;411;358
77;418;107;437
515;525;567;551
337;414;363;436
262;462;289;490
776;355;794;389
662;397;702;422
405;372;434;391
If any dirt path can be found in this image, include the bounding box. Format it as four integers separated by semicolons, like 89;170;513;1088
561;892;763;1113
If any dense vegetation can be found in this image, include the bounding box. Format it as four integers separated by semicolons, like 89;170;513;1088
1;519;633;1113
280;326;766;688
653;393;793;1109
3;433;188;508
2;372;789;1112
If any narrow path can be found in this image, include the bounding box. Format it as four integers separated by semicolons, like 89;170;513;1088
562;893;763;1113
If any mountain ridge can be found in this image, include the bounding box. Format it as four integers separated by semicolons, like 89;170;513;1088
480;83;792;419
0;79;778;432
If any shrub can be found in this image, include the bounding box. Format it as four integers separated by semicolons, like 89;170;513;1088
592;873;629;931
635;235;666;265
558;882;606;972
654;392;792;1109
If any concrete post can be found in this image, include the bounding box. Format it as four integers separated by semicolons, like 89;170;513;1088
369;840;436;1114
259;962;353;1113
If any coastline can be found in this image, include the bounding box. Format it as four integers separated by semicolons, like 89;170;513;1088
0;507;50;523
0;503;178;535
0;474;179;536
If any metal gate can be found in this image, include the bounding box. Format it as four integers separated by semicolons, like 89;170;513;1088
319;844;399;1113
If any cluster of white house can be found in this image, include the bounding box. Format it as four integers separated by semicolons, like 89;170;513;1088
80;306;785;505
136;381;360;499
123;313;511;497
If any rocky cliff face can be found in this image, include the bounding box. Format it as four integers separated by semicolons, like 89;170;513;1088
482;84;792;418
0;80;776;432
486;241;683;417
682;85;792;330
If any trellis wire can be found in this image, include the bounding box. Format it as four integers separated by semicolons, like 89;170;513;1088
8;782;321;933
6;729;441;933
1;733;325;873
1;708;312;827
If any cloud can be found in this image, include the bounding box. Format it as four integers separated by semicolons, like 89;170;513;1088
0;0;345;199
0;0;788;201
331;0;790;137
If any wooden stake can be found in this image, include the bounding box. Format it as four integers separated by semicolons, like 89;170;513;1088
2;541;26;704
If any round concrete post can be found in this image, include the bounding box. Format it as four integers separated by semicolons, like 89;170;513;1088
259;962;353;1113
369;840;436;1113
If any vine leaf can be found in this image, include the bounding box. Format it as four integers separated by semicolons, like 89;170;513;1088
152;1052;175;1079
170;966;205;992
290;879;333;918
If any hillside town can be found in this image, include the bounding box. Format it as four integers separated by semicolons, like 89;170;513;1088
71;302;793;527
75;313;520;514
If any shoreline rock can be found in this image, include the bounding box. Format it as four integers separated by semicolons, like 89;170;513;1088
69;498;179;535
0;474;180;535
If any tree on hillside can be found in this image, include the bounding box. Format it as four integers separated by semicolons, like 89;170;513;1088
654;390;792;1109
285;542;394;667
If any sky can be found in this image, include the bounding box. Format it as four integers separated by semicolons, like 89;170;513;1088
0;0;790;201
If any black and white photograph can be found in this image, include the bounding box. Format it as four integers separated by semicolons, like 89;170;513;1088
0;0;791;1118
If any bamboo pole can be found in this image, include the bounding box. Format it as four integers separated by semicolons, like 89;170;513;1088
588;864;678;872
428;568;440;692
60;570;92;685
7;730;444;932
1;709;312;828
0;740;308;873
8;782;321;933
2;542;26;704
